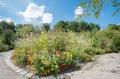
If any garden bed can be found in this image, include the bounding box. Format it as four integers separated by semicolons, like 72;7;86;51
11;30;120;78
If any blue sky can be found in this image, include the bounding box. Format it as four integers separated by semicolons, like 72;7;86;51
0;0;120;28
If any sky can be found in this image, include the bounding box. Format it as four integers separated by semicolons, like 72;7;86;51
0;0;120;28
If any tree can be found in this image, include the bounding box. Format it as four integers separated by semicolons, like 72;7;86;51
89;23;101;31
68;21;79;32
117;24;120;31
0;25;3;34
16;24;34;38
7;22;15;32
79;21;90;31
41;23;50;32
79;0;120;18
1;29;15;48
0;21;9;29
0;21;15;31
16;24;23;29
106;24;118;30
53;20;69;32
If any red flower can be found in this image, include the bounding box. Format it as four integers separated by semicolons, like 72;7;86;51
59;63;65;68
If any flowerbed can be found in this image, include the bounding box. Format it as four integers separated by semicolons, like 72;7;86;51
12;31;93;76
12;30;120;76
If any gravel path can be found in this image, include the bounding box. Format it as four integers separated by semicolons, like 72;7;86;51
0;51;27;79
70;53;120;79
0;51;120;79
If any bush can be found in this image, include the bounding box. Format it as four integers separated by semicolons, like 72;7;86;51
0;44;9;52
111;35;120;52
0;37;9;51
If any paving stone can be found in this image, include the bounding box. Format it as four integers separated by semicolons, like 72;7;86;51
12;67;20;71
5;59;9;62
25;73;33;78
19;71;27;75
57;75;64;79
71;71;78;75
10;65;16;69
65;73;72;77
48;76;56;79
32;75;39;79
15;69;23;73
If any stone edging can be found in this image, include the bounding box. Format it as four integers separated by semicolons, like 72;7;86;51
5;53;34;79
5;51;93;79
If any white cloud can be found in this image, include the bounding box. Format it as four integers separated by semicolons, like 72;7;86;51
5;18;12;22
0;1;6;6
41;13;53;23
0;16;12;23
18;2;45;21
75;6;83;15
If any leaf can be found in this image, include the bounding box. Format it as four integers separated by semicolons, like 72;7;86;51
112;8;120;16
79;1;87;6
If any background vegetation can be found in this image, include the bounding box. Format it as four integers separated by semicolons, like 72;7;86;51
0;20;120;76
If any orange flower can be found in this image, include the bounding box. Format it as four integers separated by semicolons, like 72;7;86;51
57;51;62;56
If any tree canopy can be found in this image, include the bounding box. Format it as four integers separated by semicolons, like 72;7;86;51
41;23;50;32
53;20;101;32
79;0;120;18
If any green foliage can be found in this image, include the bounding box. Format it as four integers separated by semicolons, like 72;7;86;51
79;21;90;31
111;35;120;52
79;0;120;18
53;20;101;32
53;20;69;32
12;31;93;75
0;18;119;77
68;21;79;32
0;21;15;31
0;21;15;51
1;29;15;47
41;23;50;32
89;23;101;31
106;24;118;30
16;24;34;38
0;37;9;52
0;25;3;34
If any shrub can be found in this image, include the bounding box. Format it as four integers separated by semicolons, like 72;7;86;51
0;37;9;51
111;35;120;52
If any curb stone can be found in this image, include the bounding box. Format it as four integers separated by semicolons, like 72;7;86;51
5;52;34;79
6;51;93;79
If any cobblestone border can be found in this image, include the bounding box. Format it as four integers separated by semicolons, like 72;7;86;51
5;53;34;79
5;51;93;79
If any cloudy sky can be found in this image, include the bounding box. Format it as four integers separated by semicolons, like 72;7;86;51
0;0;120;28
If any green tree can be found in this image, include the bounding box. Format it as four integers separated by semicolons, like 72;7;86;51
16;24;34;38
0;21;9;29
53;20;69;32
89;23;101;31
1;29;15;48
0;21;15;31
106;24;118;30
79;0;120;18
68;21;79;32
79;21;90;31
41;23;50;32
117;24;120;31
0;25;3;34
16;24;23;29
7;22;15;32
